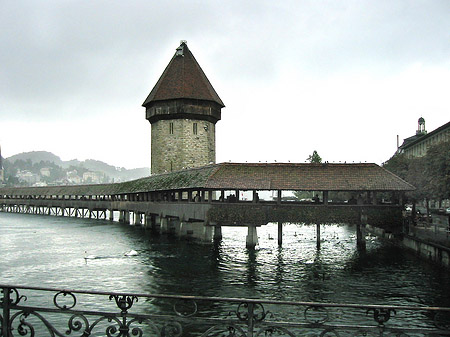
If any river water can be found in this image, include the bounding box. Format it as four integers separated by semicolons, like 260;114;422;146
1;212;450;334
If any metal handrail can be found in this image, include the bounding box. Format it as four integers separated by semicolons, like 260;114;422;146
2;284;450;336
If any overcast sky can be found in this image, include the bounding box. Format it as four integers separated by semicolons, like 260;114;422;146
1;1;449;169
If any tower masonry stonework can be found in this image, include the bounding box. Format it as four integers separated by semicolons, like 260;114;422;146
143;41;224;174
151;119;216;174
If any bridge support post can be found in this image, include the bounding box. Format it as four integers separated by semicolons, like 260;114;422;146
109;210;114;221
192;222;213;243
144;214;151;228
177;221;213;243
179;221;193;238
356;224;366;250
316;223;321;249
167;218;178;235
278;222;283;247
151;215;161;234
246;226;258;249
203;224;213;243
134;212;142;226
171;218;181;236
160;217;169;234
357;210;367;250
214;224;222;241
123;211;130;224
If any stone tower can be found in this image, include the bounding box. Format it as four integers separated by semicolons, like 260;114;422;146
143;41;225;174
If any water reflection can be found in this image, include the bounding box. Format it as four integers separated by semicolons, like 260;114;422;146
0;213;449;310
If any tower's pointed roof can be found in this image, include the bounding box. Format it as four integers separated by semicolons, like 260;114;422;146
142;41;224;107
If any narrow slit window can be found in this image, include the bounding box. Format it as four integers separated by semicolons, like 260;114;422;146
169;122;174;134
193;123;198;135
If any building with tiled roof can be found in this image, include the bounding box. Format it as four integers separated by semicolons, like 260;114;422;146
143;41;225;174
398;118;450;158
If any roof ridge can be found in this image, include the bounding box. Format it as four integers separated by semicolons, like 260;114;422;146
217;162;377;166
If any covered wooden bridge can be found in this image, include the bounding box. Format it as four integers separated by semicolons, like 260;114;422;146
0;162;414;247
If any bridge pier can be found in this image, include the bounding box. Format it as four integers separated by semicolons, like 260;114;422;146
357;211;368;250
178;221;213;243
179;221;193;238
167;218;178;235
316;223;321;249
278;222;283;247
192;222;213;243
144;214;151;228
119;211;130;224
246;226;259;249
152;215;162;233
149;214;161;234
214;224;222;241
203;224;214;242
160;217;169;234
171;218;182;235
356;224;366;250
134;212;142;226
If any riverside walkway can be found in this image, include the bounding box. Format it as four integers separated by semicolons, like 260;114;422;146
0;162;414;248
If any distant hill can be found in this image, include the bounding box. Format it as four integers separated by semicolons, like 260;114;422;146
5;151;150;182
7;151;63;166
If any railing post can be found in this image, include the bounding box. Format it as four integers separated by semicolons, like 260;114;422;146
247;302;254;337
2;286;11;337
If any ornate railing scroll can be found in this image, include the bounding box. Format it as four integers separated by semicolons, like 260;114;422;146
1;284;450;337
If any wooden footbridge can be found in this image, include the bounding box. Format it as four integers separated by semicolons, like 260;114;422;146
0;162;414;248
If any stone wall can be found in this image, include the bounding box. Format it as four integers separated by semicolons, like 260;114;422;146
151;119;215;174
366;224;450;267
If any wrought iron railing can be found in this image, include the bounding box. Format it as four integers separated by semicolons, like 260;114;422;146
1;285;450;336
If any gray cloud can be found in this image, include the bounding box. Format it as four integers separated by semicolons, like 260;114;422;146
1;0;449;167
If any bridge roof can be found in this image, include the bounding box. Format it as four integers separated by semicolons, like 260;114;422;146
0;163;414;197
203;163;415;191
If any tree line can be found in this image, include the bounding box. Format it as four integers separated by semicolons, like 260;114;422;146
383;140;450;212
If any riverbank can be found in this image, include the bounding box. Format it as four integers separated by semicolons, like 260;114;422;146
366;221;450;267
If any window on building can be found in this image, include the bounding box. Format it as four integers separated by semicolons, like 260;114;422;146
169;122;174;134
193;123;198;135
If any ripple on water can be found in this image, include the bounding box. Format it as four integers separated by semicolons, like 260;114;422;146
1;214;449;312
